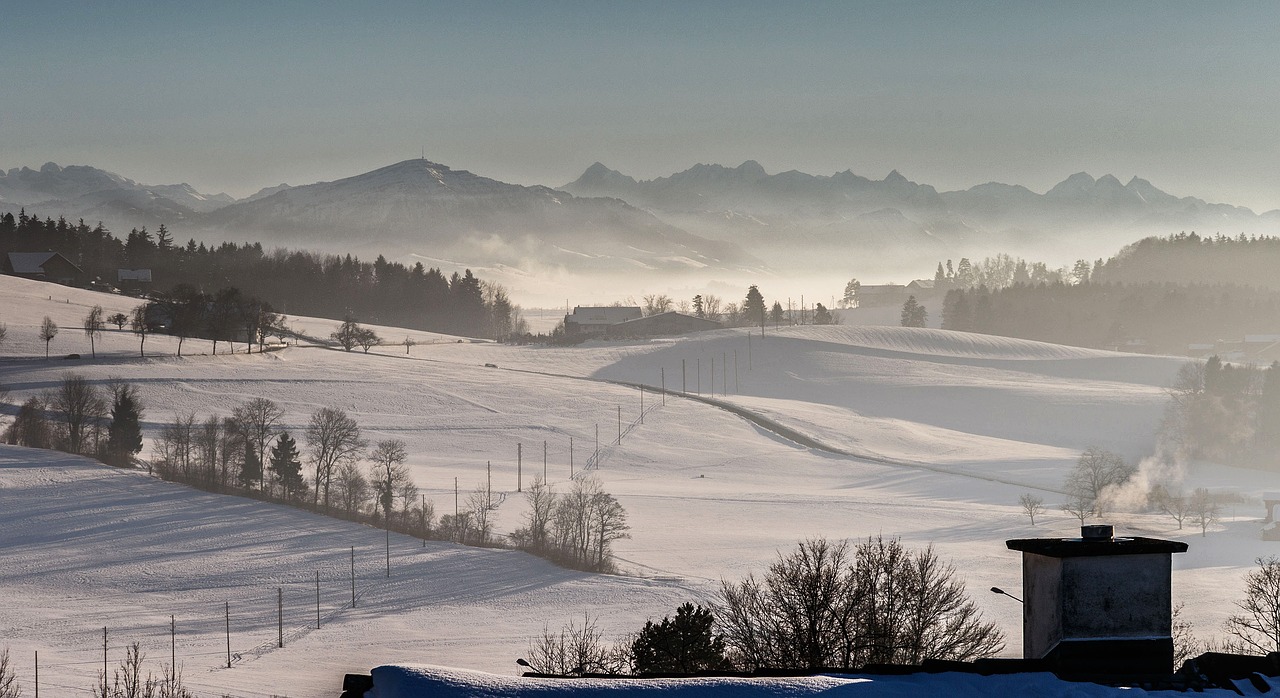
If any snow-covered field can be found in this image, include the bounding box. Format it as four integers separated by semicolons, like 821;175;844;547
2;274;1279;697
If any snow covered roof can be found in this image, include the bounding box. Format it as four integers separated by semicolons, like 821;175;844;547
7;251;60;274
361;664;1271;697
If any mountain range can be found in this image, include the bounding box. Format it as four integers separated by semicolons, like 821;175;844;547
4;159;1278;284
562;161;1280;269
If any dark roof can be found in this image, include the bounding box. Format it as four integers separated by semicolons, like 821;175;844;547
1007;536;1188;558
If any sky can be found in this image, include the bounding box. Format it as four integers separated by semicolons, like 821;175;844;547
3;1;1278;211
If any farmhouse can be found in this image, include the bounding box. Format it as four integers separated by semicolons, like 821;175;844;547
604;311;721;338
3;251;85;286
563;306;643;336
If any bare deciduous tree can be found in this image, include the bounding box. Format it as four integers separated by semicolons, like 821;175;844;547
716;536;1002;671
525;614;629;675
232;398;284;491
47;373;106;455
1062;493;1091;524
1019;493;1046;525
333;461;369;515
1190;487;1220;537
1172;602;1198;669
306;407;366;510
1150;485;1191;529
129;305;151;357
466;484;494;545
356;327;380;353
4;397;51;448
84;305;105;358
39;315;58;358
369;439;411;524
1225;556;1280;654
1064;446;1134;517
0;646;20;698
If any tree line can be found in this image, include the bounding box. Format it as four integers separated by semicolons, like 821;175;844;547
937;282;1280;352
522;536;1002;675
0;209;524;339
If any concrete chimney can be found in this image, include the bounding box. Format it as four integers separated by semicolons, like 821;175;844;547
1006;525;1188;676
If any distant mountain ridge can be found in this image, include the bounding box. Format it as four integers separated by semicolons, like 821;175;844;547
6;157;1278;284
0;159;758;277
0;162;234;224
562;161;1280;269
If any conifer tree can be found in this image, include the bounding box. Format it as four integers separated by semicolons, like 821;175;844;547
631;603;728;674
269;432;305;499
106;384;143;466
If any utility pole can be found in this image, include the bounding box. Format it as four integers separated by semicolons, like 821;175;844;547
570;436;574;476
103;627;108;684
277;590;283;648
594;424;599;465
722;352;726;396
682;359;686;393
661;368;666;405
487;461;492;507
34;651;37;698
697;358;701;394
454;477;459;537
171;614;176;668
617;406;621;444
734;350;739;392
385;517;390;579
517;443;522;492
711;357;715;395
748;332;752;371
421;495;426;547
315;573;321;629
543;441;547;481
640;386;644;423
226;602;232;668
351;546;356;607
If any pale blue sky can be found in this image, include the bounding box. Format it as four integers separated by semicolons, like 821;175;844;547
3;1;1277;210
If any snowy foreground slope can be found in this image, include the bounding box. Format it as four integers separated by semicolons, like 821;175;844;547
4;275;1280;696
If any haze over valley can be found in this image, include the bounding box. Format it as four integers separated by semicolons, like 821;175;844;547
3;3;1280;697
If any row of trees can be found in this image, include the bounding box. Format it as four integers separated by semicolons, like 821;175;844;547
936;282;1280;351
524;536;1002;675
1015;447;1222;536
2;374;143;466
511;476;630;573
636;286;837;329
150;402;630;570
0;209;524;339
1163;358;1280;469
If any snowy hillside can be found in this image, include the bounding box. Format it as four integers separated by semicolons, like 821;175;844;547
3;274;1280;696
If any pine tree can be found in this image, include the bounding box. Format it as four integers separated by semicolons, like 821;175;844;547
900;296;927;327
631;603;728;674
269;432;305;499
106;384;143;466
239;447;263;489
744;285;766;329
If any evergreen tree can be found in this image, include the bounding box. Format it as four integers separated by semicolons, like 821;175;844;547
106;384;143;466
631;603;728;674
900;296;927;327
813;303;834;325
238;447;263;489
692;294;705;318
269;432;305;499
744;285;766;329
770;301;784;327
